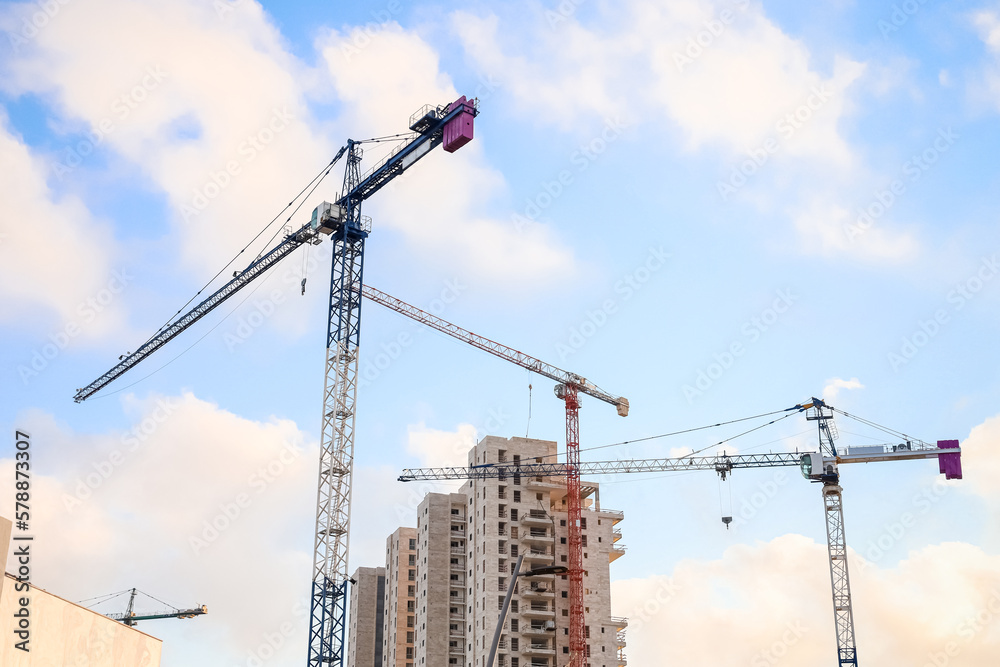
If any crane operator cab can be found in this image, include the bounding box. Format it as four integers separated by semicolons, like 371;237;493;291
800;452;838;482
310;201;344;235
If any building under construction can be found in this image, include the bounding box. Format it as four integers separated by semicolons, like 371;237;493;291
348;435;627;667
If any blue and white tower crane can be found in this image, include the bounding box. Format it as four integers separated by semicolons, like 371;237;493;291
73;96;479;667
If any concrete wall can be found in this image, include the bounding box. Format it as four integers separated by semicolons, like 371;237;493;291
1;576;163;667
1;514;162;667
383;526;417;667
349;566;386;667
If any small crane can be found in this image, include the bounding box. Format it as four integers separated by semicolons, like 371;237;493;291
397;398;963;666
96;588;207;626
360;284;628;667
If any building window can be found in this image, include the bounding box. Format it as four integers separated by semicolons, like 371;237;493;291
560;519;566;527
510;619;518;631
560;537;566;544
409;538;416;550
409;554;416;565
407;616;414;627
407;631;414;643
513;490;521;503
408;585;415;597
511;600;518;613
580;518;587;529
408;569;416;580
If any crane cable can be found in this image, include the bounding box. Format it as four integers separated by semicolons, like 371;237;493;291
146;148;347;345
830;407;928;445
82;248;298;401
78;588;132;608
535;407;793;461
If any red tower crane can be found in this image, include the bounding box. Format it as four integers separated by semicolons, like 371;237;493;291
360;284;628;666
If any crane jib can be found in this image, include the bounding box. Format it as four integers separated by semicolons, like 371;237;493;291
73;224;311;402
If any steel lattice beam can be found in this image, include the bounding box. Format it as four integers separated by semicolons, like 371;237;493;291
563;386;586;667
309;144;366;667
823;482;858;666
398;452;805;481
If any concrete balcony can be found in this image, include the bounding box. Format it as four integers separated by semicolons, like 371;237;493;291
610;544;626;562
612;528;623;543
522;605;556;619
523;642;556;656
520;511;551;526
600;508;625;524
523;530;553;543
522;585;555;598
525;477;565;491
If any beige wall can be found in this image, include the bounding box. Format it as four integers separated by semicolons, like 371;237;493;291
1;515;161;667
383;526;417;667
349;566;386;667
1;576;163;667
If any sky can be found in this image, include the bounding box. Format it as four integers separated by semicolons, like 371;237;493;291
1;0;1000;665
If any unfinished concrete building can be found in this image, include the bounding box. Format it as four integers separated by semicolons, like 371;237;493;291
385;435;626;667
348;566;386;667
381;526;418;667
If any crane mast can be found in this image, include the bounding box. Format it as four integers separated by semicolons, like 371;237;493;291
360;283;627;666
309;141;366;667
806;400;857;666
397;400;963;666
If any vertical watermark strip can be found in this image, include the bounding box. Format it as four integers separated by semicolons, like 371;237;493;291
13;430;33;652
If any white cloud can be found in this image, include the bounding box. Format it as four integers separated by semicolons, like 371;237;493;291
406;421;477;468
318;23;578;290
822;376;864;402
0;0;577;338
960;413;1000;505
974;8;1000;109
613;535;1000;665
0;393;317;663
452;2;933;264
0;113;125;339
454;1;865;161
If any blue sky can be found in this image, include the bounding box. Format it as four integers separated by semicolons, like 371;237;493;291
2;0;1000;664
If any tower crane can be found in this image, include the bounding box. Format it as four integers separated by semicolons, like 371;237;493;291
360;284;628;667
72;96;480;667
90;588;207;626
396;398;964;666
